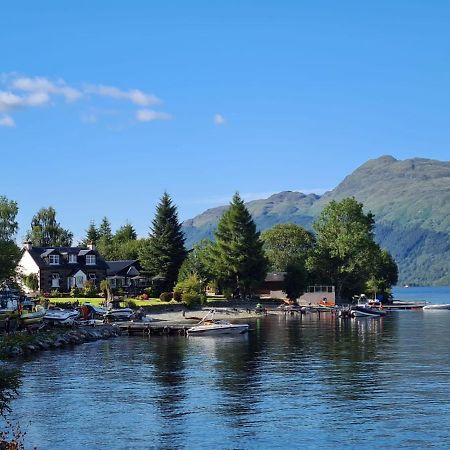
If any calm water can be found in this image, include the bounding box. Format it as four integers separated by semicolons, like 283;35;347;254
6;287;450;449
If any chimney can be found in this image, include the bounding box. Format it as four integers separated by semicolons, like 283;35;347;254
23;241;32;251
87;241;96;251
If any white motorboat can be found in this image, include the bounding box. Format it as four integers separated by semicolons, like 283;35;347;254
351;309;381;318
105;308;134;321
423;304;450;310
187;310;249;336
44;308;79;325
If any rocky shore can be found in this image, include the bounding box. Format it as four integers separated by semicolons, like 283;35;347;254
0;325;121;359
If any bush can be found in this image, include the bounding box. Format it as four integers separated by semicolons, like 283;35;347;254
70;286;80;298
141;293;149;300
51;289;59;297
125;299;137;309
83;280;97;297
173;291;182;302
223;287;234;300
144;287;156;298
159;292;173;302
183;292;207;308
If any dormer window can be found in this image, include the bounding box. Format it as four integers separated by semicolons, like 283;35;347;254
68;254;77;264
86;255;96;265
49;255;60;265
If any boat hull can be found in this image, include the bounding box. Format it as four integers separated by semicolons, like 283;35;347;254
187;324;249;336
423;304;450;310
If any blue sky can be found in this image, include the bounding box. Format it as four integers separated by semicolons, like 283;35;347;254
1;1;450;242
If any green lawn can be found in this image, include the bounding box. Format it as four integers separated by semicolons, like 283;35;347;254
49;297;174;307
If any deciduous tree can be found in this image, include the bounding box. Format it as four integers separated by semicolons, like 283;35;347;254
26;207;73;247
0;196;20;282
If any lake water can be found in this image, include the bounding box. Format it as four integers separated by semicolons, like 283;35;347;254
6;287;450;449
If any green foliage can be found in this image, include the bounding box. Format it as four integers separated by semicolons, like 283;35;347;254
139;192;187;291
22;273;38;291
26;206;73;246
284;263;308;300
159;292;173;302
0;367;21;416
366;249;398;297
177;240;214;289
51;289;59;297
261;223;315;271
182;292;206;307
70;286;81;298
81;221;100;247
208;193;267;297
308;197;396;300
0;196;21;283
83;280;97;297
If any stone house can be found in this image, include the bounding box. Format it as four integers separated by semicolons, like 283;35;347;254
18;242;108;293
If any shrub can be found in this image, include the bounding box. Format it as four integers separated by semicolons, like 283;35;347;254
70;287;80;298
141;293;149;300
159;292;173;302
183;292;207;308
173;291;182;302
125;299;137;309
144;287;156;298
223;287;234;300
83;280;97;297
51;289;59;297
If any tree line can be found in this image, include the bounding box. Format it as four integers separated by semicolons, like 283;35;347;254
0;192;398;301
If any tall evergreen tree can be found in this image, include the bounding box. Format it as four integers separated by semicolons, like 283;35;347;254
81;221;100;247
96;217;114;259
26;206;73;247
139;193;187;291
209;193;267;297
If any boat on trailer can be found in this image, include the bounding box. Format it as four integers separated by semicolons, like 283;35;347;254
187;310;249;336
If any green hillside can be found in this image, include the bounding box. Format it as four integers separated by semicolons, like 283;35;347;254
182;156;450;285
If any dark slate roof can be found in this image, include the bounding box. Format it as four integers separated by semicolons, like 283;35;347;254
106;260;139;276
27;246;108;269
264;272;287;282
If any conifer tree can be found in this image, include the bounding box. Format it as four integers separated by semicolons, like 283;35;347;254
139;193;187;291
209;193;267;297
81;221;99;246
97;217;114;259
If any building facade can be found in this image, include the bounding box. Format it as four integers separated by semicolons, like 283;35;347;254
18;242;108;293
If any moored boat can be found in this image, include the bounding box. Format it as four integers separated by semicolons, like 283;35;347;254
187;310;249;336
423;304;450;310
44;308;79;325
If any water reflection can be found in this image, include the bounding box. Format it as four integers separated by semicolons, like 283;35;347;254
8;311;450;449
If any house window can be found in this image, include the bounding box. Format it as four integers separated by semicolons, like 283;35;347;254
76;276;84;287
49;255;60;265
86;255;96;265
51;273;60;288
68;254;77;263
88;273;97;282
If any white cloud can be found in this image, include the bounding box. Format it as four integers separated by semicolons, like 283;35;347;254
0;90;49;112
86;84;160;106
136;109;171;122
214;113;225;125
12;76;82;102
0;73;169;127
0;115;15;127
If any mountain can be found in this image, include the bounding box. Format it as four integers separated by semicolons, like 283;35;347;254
182;156;450;285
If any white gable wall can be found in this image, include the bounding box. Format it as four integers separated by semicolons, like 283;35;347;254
17;251;40;276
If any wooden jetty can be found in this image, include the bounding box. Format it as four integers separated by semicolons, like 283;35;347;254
116;321;191;336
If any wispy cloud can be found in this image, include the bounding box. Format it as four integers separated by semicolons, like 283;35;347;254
136;109;171;122
85;84;160;106
0;115;15;127
214;113;225;125
0;73;170;127
12;76;82;102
